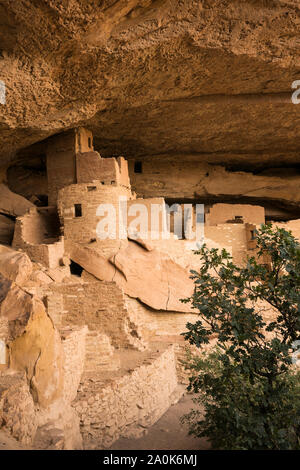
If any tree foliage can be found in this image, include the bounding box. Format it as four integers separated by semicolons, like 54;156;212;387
181;224;300;449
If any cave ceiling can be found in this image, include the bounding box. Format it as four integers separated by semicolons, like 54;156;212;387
0;0;299;168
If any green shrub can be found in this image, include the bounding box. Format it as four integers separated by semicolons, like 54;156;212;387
181;224;300;450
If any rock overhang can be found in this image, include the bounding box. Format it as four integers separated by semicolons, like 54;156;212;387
0;0;299;165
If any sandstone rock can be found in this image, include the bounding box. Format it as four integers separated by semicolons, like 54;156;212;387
0;284;65;408
111;241;194;312
33;424;65;450
9;296;64;408
0;249;32;285
0;184;34;217
202;167;300;209
128;235;154;251
0;1;299;164
28;269;53;286
0;372;37;445
0;284;33;340
66;242;116;281
34;399;83;450
67;240;193;312
46;266;70;283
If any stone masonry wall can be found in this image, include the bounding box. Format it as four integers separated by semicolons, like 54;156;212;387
13;209;64;269
73;344;178;449
127;157;211;199
84;331;120;373
57;182;131;256
47;128;94;205
36;280;146;353
205;224;249;265
60;325;88;404
76;153;130;189
206;203;265;226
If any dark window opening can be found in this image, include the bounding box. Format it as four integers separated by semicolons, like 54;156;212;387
74;204;82;217
70;260;83;277
88;137;92;148
235;216;243;221
250;230;256;240
134;161;142;173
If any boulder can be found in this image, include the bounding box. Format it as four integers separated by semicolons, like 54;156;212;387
0;281;64;408
9;296;64;408
111;241;194;311
0;372;37;446
0;284;32;340
0;184;34;218
67;240;193;312
0;249;32;285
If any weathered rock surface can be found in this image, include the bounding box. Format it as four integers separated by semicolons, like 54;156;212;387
129;159;300;213
67;240;193;312
0;1;299;165
0;372;37;445
0;249;32;285
202;167;300;209
0;279;84;449
0;283;33;340
0;281;63;407
111;241;194;311
0;184;34;217
9;296;64;408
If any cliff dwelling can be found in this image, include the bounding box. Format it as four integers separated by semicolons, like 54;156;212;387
0;0;300;453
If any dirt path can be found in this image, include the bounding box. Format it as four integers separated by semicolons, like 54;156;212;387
109;392;209;451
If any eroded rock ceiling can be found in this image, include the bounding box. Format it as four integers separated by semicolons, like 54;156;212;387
0;0;300;166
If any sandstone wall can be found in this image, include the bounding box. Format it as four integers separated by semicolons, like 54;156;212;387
47;128;94;205
84;331;120;373
127;197;167;237
76;153;130;188
206;203;265;226
60;325;87;404
13;208;64;269
57;182;131;256
205;224;248;265
128;159;300;211
37;280;146;352
73;344;178;449
128;158;211;200
275;219;300;242
125;295;198;343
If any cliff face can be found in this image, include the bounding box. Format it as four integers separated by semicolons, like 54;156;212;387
0;0;300;166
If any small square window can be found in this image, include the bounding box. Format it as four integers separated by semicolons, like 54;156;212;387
74;204;82;217
134;161;142;173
